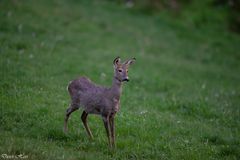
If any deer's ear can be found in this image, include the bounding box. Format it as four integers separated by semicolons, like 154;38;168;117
124;58;136;66
113;57;121;66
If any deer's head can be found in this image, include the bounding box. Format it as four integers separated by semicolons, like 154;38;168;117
113;57;136;82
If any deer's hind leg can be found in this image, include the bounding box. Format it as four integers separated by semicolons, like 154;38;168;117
64;98;80;133
81;111;93;139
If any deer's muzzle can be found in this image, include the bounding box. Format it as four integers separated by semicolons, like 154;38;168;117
122;78;129;82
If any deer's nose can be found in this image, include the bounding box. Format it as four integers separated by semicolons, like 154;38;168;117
122;78;129;82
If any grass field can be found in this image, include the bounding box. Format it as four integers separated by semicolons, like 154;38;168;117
0;0;240;159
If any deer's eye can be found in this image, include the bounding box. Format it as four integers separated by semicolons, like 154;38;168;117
118;69;122;72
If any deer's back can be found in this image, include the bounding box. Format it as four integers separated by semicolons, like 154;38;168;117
68;76;99;95
68;76;118;114
68;77;104;104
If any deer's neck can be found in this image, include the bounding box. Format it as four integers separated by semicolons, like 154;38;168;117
110;77;122;100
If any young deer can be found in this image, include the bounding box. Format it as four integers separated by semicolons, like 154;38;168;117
64;57;136;147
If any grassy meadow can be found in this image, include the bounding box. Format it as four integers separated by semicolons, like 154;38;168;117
0;0;240;159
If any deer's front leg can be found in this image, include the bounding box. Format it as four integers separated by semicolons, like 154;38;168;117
109;115;115;148
102;115;112;147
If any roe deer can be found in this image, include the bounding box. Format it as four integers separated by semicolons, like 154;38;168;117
64;57;136;147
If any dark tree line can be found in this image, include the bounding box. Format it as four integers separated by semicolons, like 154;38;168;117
213;0;240;33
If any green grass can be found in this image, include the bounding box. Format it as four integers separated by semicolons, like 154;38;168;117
0;0;240;159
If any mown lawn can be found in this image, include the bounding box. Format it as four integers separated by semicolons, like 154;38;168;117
0;0;239;159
